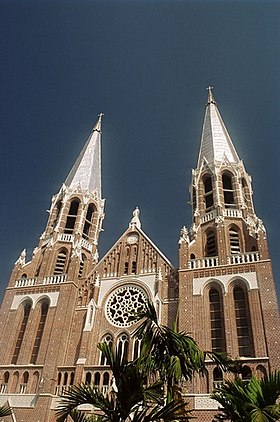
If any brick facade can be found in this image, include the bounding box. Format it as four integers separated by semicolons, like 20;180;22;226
0;93;279;421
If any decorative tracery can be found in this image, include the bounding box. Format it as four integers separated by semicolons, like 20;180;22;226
106;285;147;327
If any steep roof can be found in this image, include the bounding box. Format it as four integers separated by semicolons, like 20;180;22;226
197;87;239;168
64;113;103;197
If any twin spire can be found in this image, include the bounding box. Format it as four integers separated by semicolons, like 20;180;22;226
64;113;103;197
63;88;240;198
197;86;239;168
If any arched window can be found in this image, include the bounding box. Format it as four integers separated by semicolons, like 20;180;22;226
12;301;32;364
70;372;74;386
206;231;217;257
131;261;136;274
100;334;113;365
234;286;254;357
117;333;129;363
94;372;100;387
256;364;267;379
83;204;95;239
132;337;142;360
54;249;67;275
12;372;19;393
32;371;39;394
124;262;129;275
19;371;29;394
229;227;240;254
30;301;49;364
0;371;9;393
56;372;62;395
213;367;223;389
64;199;80;234
241;365;252;381
222;173;235;207
102;372;110;394
209;288;226;352
85;372;92;385
204;176;213;210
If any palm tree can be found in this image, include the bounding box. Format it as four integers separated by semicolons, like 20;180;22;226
56;342;192;422
0;403;12;417
211;371;280;422
132;300;231;403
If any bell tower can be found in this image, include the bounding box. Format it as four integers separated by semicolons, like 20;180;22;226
9;113;105;286
179;88;280;405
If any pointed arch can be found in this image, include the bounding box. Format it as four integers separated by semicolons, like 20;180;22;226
94;372;100;387
241;365;252;381
64;198;80;234
117;333;129;363
12;300;32;364
85;372;92;385
31;371;40;394
30;300;49;364
233;283;254;357
102;372;110;394
213;367;223;389
19;371;29;393
100;334;113;365
0;371;9;393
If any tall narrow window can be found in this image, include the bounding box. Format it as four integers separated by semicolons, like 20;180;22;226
213;367;223;389
117;333;129;363
124;262;129;275
132;337;142;360
94;372;100;388
204;176;213;210
19;371;29;394
222;173;235;207
85;372;92;385
64;199;80;234
54;250;67;275
234;286;254;357
30;302;49;364
83;204;95;239
206;231;217;257
102;372;109;394
209;288;226;352
229;228;240;254
0;371;9;393
131;261;136;274
100;334;113;365
12;302;32;364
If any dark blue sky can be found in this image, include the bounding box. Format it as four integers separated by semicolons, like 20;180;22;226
0;0;280;300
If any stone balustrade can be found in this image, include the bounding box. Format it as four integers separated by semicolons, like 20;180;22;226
188;257;219;269
201;209;217;223
15;274;67;287
227;252;259;264
223;208;242;218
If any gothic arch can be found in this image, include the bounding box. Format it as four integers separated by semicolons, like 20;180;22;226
54;247;68;275
12;300;32;364
204;228;217;257
228;224;242;254
30;299;50;364
64;198;81;234
203;173;214;210
204;282;226;353
222;171;235;207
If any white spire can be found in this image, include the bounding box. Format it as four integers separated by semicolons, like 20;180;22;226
197;88;239;167
64;113;103;196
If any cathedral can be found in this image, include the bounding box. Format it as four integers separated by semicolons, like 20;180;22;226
0;89;279;422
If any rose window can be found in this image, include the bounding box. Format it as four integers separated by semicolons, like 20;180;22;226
106;285;147;327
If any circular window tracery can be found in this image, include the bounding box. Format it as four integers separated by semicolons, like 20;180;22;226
106;285;147;327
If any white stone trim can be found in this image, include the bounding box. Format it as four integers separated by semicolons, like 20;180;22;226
11;292;60;310
0;394;37;408
193;394;219;410
193;272;258;295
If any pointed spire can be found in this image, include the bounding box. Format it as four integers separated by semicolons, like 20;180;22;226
64;114;103;197
197;88;239;168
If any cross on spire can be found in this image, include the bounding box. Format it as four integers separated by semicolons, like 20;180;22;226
206;86;216;105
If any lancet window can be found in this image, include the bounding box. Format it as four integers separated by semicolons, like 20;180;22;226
12;302;32;364
30;301;49;364
222;173;235;207
209;288;226;353
100;334;113;365
204;176;214;210
117;333;129;363
19;371;29;394
213;367;223;389
233;286;254;357
83;203;95;239
64;199;80;234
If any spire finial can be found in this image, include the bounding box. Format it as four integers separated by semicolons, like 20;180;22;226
93;113;104;133
129;207;141;229
206;86;216;106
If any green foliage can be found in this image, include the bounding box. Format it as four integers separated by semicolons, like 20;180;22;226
0;404;13;417
212;371;280;422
